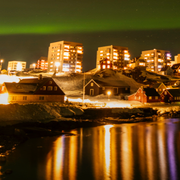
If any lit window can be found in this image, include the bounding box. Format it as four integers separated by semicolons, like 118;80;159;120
103;65;106;69
64;45;69;48
43;86;46;90
49;81;53;84
91;83;93;86
12;96;17;100
39;96;44;100
47;86;53;91
149;96;152;100
64;52;69;56
23;96;27;100
54;86;57;91
107;65;110;68
155;96;158;100
77;50;82;54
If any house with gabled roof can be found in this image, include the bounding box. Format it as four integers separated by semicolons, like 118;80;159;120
152;82;166;95
0;75;65;103
128;87;160;103
84;79;130;96
160;88;180;103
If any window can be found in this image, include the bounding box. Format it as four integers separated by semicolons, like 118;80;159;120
43;86;46;90
23;96;27;100
47;86;53;91
49;81;53;84
149;96;152;100
39;96;44;100
12;96;17;100
155;96;158;100
91;83;93;86
54;86;57;91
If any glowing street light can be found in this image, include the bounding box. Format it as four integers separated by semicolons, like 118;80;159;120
107;91;111;101
55;62;60;74
33;63;36;70
0;59;4;73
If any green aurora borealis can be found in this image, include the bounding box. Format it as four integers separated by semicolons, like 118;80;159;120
0;0;180;71
0;0;180;34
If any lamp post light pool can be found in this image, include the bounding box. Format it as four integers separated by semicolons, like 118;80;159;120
55;62;60;75
107;90;111;101
33;63;36;71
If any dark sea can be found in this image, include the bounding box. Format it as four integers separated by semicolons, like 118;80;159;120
1;117;180;180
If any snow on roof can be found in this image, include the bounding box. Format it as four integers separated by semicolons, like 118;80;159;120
4;82;37;94
92;78;130;87
143;88;160;96
167;89;180;96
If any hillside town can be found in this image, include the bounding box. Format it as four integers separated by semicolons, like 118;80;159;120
1;40;180;106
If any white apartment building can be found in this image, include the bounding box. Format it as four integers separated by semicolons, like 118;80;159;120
47;41;83;73
7;61;26;71
96;45;130;70
141;49;171;73
174;54;180;65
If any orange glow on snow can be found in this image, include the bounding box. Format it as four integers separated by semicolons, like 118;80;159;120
0;93;9;104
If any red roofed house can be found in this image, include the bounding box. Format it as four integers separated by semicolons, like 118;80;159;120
160;88;180;103
0;75;65;103
128;87;160;103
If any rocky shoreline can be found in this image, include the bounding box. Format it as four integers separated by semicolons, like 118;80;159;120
1;104;180;175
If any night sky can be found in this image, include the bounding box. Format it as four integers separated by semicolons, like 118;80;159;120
0;0;180;71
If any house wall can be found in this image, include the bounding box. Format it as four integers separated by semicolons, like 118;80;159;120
8;94;64;103
128;88;147;103
35;79;64;95
128;89;147;103
156;84;166;95
85;83;100;96
160;91;173;103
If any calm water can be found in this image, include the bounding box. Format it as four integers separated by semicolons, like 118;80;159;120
1;117;180;180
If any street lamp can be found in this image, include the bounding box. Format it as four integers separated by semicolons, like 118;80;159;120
0;59;4;73
33;63;36;71
107;90;111;101
55;62;60;75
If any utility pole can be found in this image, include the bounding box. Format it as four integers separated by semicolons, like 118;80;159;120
82;72;85;106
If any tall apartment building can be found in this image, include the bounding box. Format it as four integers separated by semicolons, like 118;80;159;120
174;54;180;64
96;45;130;70
36;57;48;70
47;41;83;73
8;61;26;71
141;49;171;73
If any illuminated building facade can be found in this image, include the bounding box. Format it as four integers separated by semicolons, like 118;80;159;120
36;57;48;70
7;61;26;71
141;49;171;73
47;41;83;73
96;45;130;70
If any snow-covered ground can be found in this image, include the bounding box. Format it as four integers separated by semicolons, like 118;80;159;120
1;71;180;116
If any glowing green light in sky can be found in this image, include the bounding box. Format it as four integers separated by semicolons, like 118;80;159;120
0;0;179;34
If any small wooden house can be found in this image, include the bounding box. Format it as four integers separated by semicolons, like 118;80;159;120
128;87;160;103
0;75;65;103
160;88;180;103
85;79;130;96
